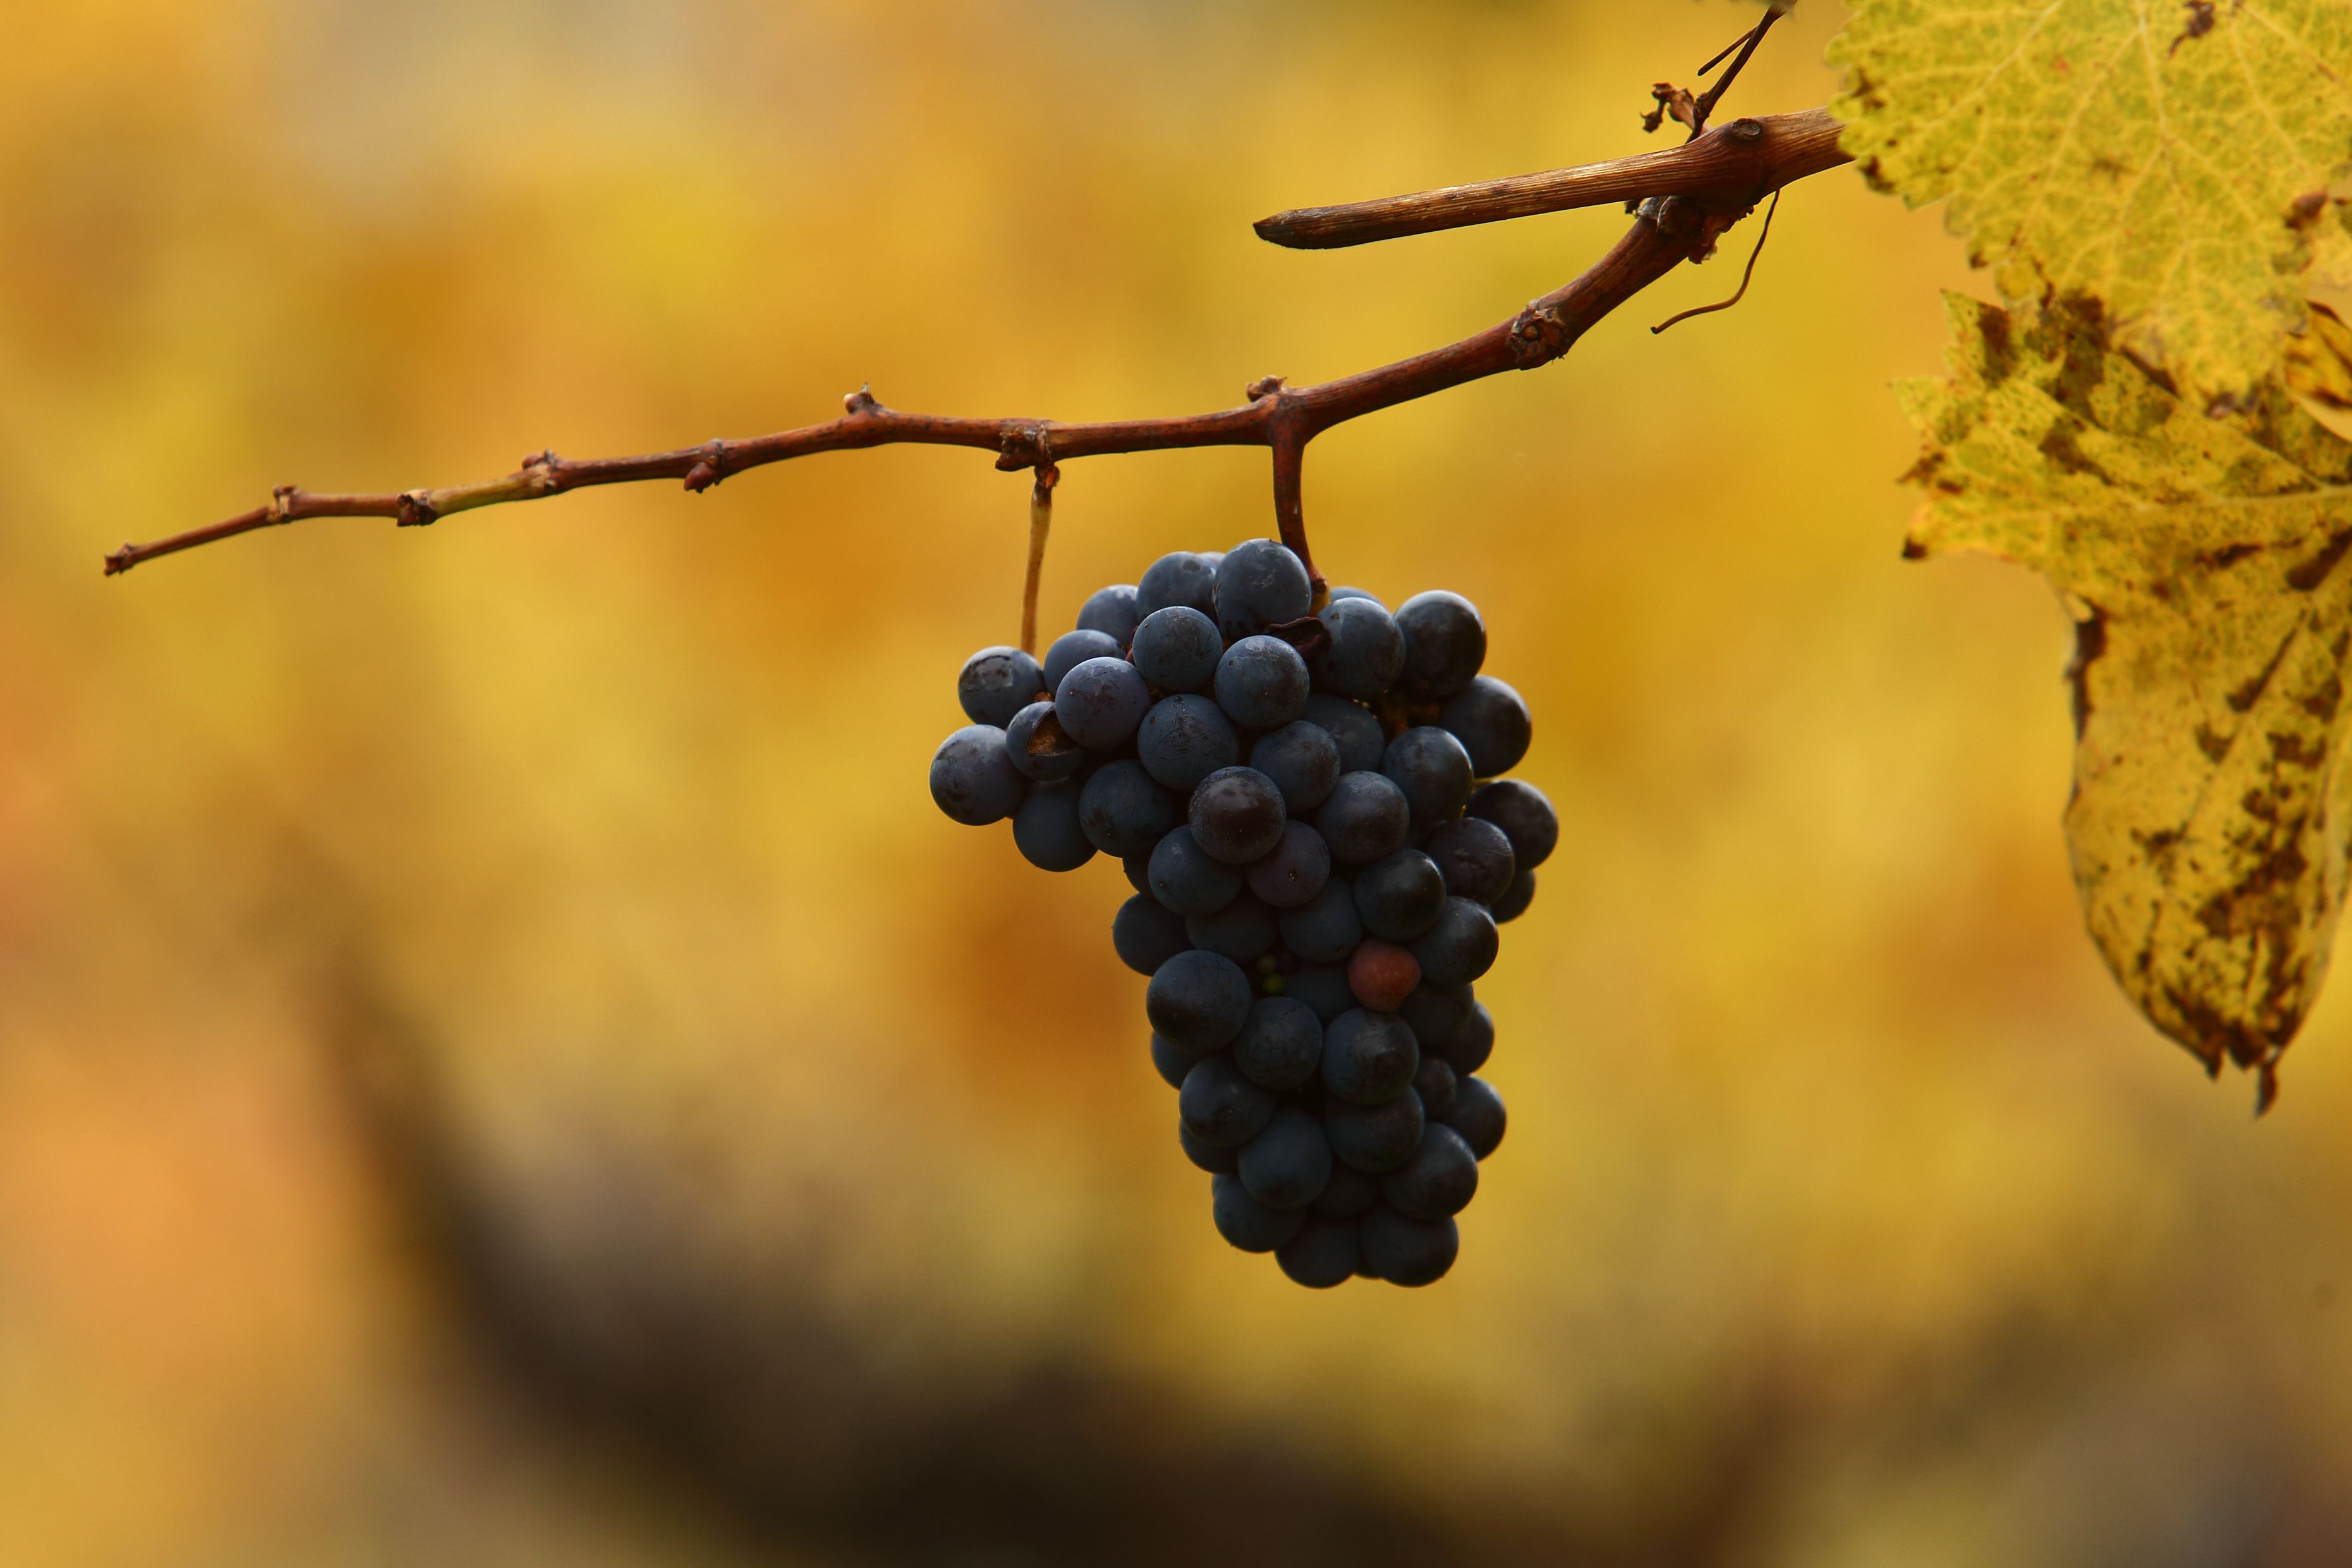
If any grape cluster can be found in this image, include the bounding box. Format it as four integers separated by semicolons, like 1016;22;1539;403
930;538;1555;1288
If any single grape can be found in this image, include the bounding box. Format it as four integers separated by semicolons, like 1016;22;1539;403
1310;1161;1380;1219
1425;817;1516;905
1490;869;1537;924
1446;1001;1494;1075
1181;1054;1278;1148
1044;629;1123;696
1012;780;1096;872
1469;779;1558;870
1135;551;1220;619
1247;821;1332;910
1324;586;1384;607
1301;694;1387;775
1393;591;1486;698
957;645;1047;727
1439;675;1531;778
1397;983;1470;1057
1055;657;1153;751
1151;1035;1197;1092
1113;895;1191;977
1076;583;1141;646
1360;1204;1458;1286
1145;950;1253;1052
1186;891;1278;963
1412;1056;1458;1116
1347;939;1421;1013
1410;896;1498;986
1324;1087;1425;1173
1309;596;1405;699
1438;1075;1506;1159
1383;727;1475;826
1275;1217;1361;1289
1148;826;1244;916
1321;1008;1419;1106
1136;694;1242;793
1284;964;1357;1025
1275;879;1363;963
1213;636;1311;730
1003;701;1085;783
1211;1173;1306;1253
930;725;1029;826
1130;605;1223;692
1313;772;1410;865
1239;1106;1333;1209
1381;1123;1478;1221
1352;848;1446;941
1230;996;1323;1090
1247;721;1342;813
1122;854;1153;895
1179;1118;1239;1173
1189;766;1287;864
1078;761;1181;857
1213;538;1313;641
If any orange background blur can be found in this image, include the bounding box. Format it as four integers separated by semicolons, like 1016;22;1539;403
6;3;2352;1564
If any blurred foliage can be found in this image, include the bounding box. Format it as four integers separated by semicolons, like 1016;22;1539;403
4;2;2352;1565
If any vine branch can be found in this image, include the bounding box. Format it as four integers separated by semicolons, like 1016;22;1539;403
104;102;1850;585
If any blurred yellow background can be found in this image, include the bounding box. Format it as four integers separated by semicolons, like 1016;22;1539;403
6;3;2351;1564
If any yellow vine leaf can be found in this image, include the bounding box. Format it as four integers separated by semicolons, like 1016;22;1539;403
1903;294;2352;1104
1830;0;2352;405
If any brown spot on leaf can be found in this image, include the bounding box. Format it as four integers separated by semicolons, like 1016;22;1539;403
2067;608;2107;735
2286;530;2352;591
2195;723;2232;762
2169;0;2217;57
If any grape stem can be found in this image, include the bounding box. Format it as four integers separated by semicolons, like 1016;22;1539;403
102;100;1848;588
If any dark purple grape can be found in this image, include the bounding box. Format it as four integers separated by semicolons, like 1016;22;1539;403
1311;1161;1380;1219
1324;586;1383;606
1352;848;1446;941
1275;879;1362;963
1491;869;1536;924
1412;1056;1458;1116
1247;821;1332;910
1189;766;1287;864
1239;1106;1333;1209
1285;965;1357;1024
1186;891;1278;964
1213;636;1311;730
1440;675;1531;778
1148;826;1244;916
1136;551;1219;619
1113;896;1191;977
1276;1217;1361;1288
1136;694;1241;792
1055;656;1153;751
1302;694;1386;775
1231;996;1323;1090
1360;1204;1458;1286
1130;605;1223;692
1426;817;1515;905
1325;1088;1424;1173
1321;1009;1419;1106
1314;771;1410;865
1003;701;1085;783
1212;1173;1306;1253
1397;983;1470;1057
1410;896;1498;986
1045;629;1123;696
1077;760;1181;857
1383;726;1475;827
930;725;1029;826
1381;1123;1478;1221
1213;538;1313;641
1394;591;1485;699
1122;854;1153;895
1248;721;1342;813
1470;779;1558;871
1182;1055;1278;1148
1076;584;1141;646
1438;1075;1505;1159
1146;950;1252;1052
1446;1001;1494;1075
1310;596;1404;699
1151;1035;1197;1091
1179;1118;1239;1173
958;645;1047;727
1012;780;1095;872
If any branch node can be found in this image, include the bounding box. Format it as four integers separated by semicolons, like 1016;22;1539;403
683;439;727;493
395;491;437;528
845;385;883;416
1725;117;1766;144
1247;375;1289;402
